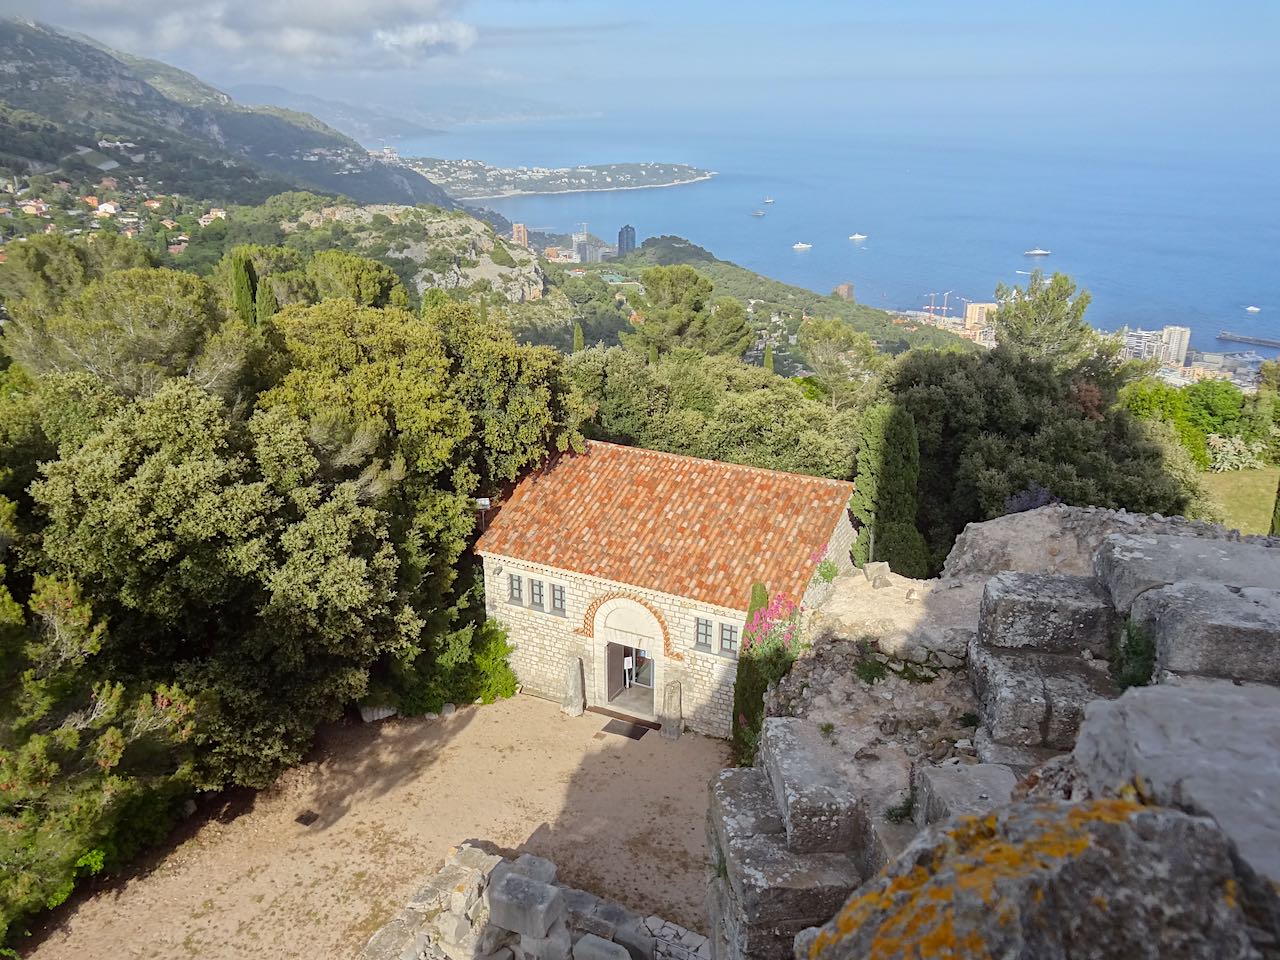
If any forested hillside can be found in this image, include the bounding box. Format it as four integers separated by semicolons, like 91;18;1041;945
0;18;455;206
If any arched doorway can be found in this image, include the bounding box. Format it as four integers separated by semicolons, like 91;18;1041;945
592;598;663;718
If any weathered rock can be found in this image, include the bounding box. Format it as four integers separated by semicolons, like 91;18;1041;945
978;572;1117;657
487;871;565;940
561;657;586;717
1094;533;1280;613
871;575;891;589
521;918;572;960
972;727;1062;772
1129;581;1280;683
857;814;918;880
707;768;785;838
863;562;890;581
512;853;559;885
611;914;656;960
1073;682;1280;885
802;799;1280;960
573;932;631;960
356;916;414;960
660;682;682;741
968;636;1116;750
760;718;861;853
911;762;1017;827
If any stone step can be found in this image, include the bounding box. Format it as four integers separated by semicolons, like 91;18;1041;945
972;728;1062;772
759;718;861;854
968;636;1117;751
912;762;1018;827
1130;581;1280;684
859;814;919;880
1094;533;1280;614
978;572;1117;658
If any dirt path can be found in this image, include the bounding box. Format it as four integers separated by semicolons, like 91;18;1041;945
26;696;729;959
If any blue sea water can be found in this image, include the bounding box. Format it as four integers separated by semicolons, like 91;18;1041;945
398;114;1280;355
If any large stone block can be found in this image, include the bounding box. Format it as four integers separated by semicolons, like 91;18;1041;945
1094;533;1280;613
760;718;861;853
978;572;1117;657
561;657;586;717
802;799;1279;960
511;853;558;885
859;814;918;880
968;636;1116;750
912;762;1017;827
521;919;572;960
611;915;655;960
707;768;785;843
573;933;631;960
1074;681;1280;886
660;681;682;741
356;916;415;960
717;831;862;926
487;871;565;940
1129;581;1280;683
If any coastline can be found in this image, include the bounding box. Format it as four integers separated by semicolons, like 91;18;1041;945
446;172;717;201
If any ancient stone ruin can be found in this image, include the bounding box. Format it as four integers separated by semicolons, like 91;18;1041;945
358;505;1280;960
358;843;710;960
706;505;1280;960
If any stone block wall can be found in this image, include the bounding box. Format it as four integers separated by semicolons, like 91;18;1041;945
480;553;744;738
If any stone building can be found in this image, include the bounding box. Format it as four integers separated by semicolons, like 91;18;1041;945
475;441;855;738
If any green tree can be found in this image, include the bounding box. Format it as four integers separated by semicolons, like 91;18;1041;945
763;342;775;374
621;265;714;356
0;232;151;326
573;321;584;353
3;268;247;399
229;250;256;326
796;317;884;412
993;271;1118;378
689;296;752;357
255;277;278;324
850;404;928;576
306;250;409;308
1271;473;1280;536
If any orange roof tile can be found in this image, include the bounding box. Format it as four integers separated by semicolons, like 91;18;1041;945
475;441;854;611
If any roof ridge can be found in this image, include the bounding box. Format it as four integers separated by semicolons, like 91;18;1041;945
582;439;854;490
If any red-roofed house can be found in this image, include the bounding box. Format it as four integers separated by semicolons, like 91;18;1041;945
475;441;855;737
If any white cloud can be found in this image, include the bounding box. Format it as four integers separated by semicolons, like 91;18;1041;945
6;0;478;67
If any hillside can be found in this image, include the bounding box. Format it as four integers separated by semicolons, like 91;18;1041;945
616;235;973;355
0;18;455;207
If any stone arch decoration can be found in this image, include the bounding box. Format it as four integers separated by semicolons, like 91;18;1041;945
576;592;683;662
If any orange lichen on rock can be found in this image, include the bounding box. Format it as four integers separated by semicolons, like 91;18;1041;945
809;799;1148;960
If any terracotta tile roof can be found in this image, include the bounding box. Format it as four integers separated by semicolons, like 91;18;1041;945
474;441;854;611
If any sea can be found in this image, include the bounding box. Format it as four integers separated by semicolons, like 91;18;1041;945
395;113;1280;356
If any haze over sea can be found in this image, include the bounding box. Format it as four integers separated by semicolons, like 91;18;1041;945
399;111;1280;355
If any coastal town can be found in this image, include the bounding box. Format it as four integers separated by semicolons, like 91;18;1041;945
400;154;714;199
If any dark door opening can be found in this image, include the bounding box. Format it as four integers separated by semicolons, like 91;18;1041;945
604;641;655;717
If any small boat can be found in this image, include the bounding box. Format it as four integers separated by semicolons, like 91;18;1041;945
792;241;812;251
1023;247;1051;256
849;233;867;241
1246;305;1262;313
751;210;766;217
764;197;775;204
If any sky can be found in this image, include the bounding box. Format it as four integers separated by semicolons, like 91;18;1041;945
7;0;1280;136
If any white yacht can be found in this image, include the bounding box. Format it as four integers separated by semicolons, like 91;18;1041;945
792;241;812;251
751;210;766;217
764;197;775;204
1023;247;1051;256
1246;305;1262;313
849;233;868;241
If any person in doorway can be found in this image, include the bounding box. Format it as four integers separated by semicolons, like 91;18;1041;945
623;651;634;688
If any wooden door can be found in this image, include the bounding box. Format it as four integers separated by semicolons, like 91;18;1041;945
606;643;625;701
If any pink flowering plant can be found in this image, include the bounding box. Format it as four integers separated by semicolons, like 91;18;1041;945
732;590;805;763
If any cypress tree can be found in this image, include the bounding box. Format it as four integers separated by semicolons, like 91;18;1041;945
255;279;278;325
573;322;584;353
230;253;255;326
648;343;659;367
763;343;775;374
850;404;930;577
1271;473;1280;536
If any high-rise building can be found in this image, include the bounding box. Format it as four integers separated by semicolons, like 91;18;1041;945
964;302;999;329
511;223;529;247
617;224;636;258
1161;325;1191;368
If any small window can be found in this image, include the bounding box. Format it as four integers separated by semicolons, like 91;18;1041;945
551;584;566;615
695;618;713;650
529;579;544;609
719;623;740;657
507;574;523;604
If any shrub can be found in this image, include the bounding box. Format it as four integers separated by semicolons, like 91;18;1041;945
489;242;517;268
731;590;802;764
1111;619;1156;691
1207;433;1267;472
815;559;839;583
